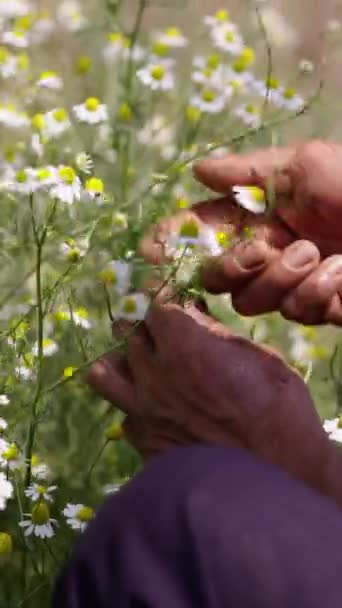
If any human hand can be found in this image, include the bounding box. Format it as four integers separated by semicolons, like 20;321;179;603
87;302;331;492
141;141;342;325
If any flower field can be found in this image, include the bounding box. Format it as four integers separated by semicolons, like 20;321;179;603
0;0;342;605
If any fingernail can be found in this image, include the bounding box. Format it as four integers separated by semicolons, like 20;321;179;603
283;242;316;270
234;242;267;271
320;262;342;282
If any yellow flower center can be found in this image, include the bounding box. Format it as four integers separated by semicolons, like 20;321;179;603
32;113;46;131
37;485;48;495
59;166;76;184
179;219;200;238
216;230;231;248
245;104;259;115
118;102;133;121
37;168;52;181
55;310;70;321
0;533;13;555
0;47;9;64
177;197;190;209
152;41;169;57
18;52;29;70
3;444;19;462
31;454;40;467
86;177;104;194
42;338;54;349
40;70;58;80
238;47;255;67
247;186;265;203
100;268;118;285
32;502;50;525
232;59;247;73
105;422;124;441
53;108;69;122
201;89;216;103
63;366;77;378
76;55;92;74
215;9;230;22
207;53;221;70
165;27;182;38
186;105;201;123
16;15;34;30
225;31;235;42
284;87;296;99
85;97;100;112
77;506;94;522
16;169;28;183
108;32;122;43
123;297;137;314
151;65;166;80
75;307;88;319
5;147;16;163
266;76;280;90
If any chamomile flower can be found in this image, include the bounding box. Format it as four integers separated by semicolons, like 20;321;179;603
50;166;82;205
31;455;52;481
155;27;188;48
298;59;315;74
36;70;63;90
190;87;228;114
15;362;34;381
232;186;267;214
0;48;18;78
20;502;57;538
0;396;9;407
4;167;37;195
0;105;29;128
204;9;232;28
100;260;132;295
85;177;105;203
169;220;224;257
34;166;58;190
323;418;342;444
0;0;32;19
0;443;23;471
75;152;93;175
137;115;174;147
72;308;92;329
57;0;88;32
234;103;261;128
103;32;127;62
0;418;8;434
2;29;28;48
32;338;58;357
113;293;150;322
279;87;305;112
137;61;175;91
73;97;108;125
0;473;13;511
251;76;283;105
60;237;88;261
0;532;13;555
211;24;244;55
63;503;95;532
44;108;71;139
25;483;57;503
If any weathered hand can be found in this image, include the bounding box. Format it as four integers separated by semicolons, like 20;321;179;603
141;141;342;325
87;303;331;492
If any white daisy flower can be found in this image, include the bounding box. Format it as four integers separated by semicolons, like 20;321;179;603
204;9;233;28
31;134;44;158
75;152;93;175
60;237;88;261
0;395;9;407
3;167;38;195
32;338;58;357
34;166;58;190
25;483;57;503
63;503;95;532
234;104;261;129
155;27;188;47
0;443;23;471
232;186;267;214
31;455;52;481
20;502;57;538
0;49;18;78
0;106;29;128
72;308;92;329
57;0;88;32
100;260;132;295
0;0;31;19
168;220;225;258
84;177;105;204
0;418;8;433
190;87;228;114
50;166;82;205
103;32;126;62
0;472;13;511
211;24;244;55
44;108;71;139
2;30;28;48
323;418;342;444
36;70;63;90
251;76;283;106
73;97;108;125
113;293;151;322
15;364;33;381
298;59;315;74
137;62;175;91
137;115;174;147
279;87;305;112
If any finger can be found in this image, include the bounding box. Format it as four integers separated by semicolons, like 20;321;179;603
201;239;280;294
194;147;295;194
231;240;320;316
280;256;342;325
126;322;156;382
86;352;135;413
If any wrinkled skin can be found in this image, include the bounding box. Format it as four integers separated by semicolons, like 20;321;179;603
87;303;331;492
142;140;342;325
